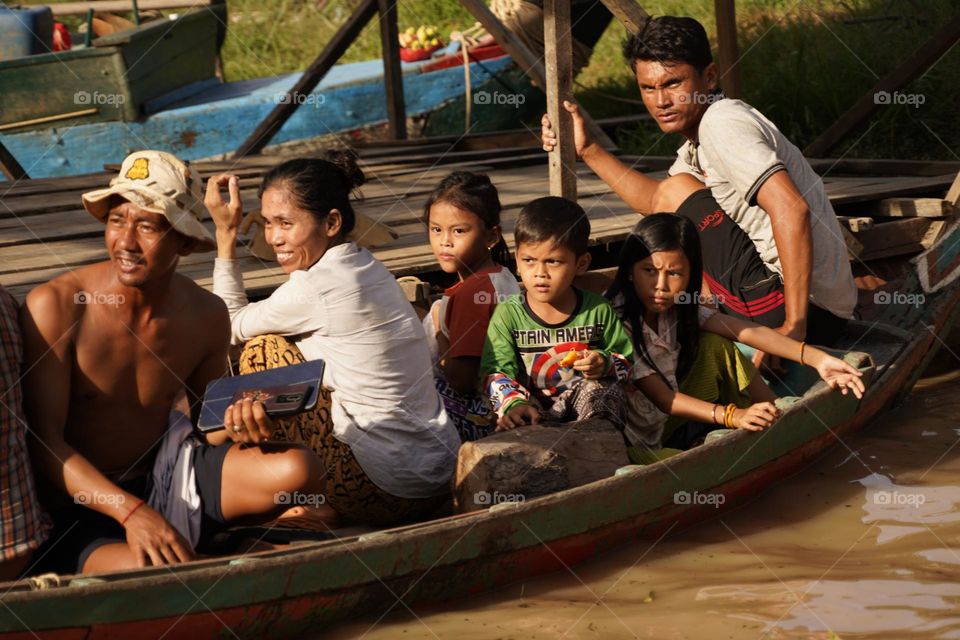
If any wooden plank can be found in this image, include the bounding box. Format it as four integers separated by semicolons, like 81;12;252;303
825;174;956;205
945;171;960;207
804;13;960;157
852;217;932;261
714;0;741;99
377;0;406;140
459;0;616;150
49;0;211;16
877;198;954;218
837;216;873;232
598;0;649;35
544;0;577;199
0;139;28;181
232;0;378;158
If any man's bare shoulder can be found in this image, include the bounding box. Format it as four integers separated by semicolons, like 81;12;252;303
22;263;106;329
171;273;230;330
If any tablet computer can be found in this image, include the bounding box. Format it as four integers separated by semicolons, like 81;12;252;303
198;359;325;432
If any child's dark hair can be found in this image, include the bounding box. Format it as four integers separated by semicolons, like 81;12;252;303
258;149;365;236
423;171;511;266
514;196;590;256
606;213;703;384
622;16;713;73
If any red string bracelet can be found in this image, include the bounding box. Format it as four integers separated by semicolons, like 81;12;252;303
121;499;145;526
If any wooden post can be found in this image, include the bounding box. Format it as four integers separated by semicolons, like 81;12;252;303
804;13;960;158
544;0;577;199
0;139;28;181
377;0;406;140
460;0;616;150
598;0;649;35
714;0;740;98
233;0;377;159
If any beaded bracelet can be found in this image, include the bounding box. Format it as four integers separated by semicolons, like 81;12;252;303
724;403;737;429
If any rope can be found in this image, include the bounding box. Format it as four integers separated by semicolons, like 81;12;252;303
28;573;62;590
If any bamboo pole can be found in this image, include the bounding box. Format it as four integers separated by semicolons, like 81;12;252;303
544;0;577;199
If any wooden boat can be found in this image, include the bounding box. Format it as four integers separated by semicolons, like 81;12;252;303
1;193;959;636
0;9;532;180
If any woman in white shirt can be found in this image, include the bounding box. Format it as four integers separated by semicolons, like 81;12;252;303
204;151;460;525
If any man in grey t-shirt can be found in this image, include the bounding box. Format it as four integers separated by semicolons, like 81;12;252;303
542;16;857;372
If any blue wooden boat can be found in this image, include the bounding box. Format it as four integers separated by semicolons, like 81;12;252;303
0;22;524;180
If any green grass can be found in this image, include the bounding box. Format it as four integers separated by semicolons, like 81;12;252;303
27;0;960;160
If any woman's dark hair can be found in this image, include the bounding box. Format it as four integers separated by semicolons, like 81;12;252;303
622;16;713;72
258;149;365;236
423;171;511;267
605;213;703;385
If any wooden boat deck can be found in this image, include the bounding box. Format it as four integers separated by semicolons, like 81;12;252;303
0;148;955;301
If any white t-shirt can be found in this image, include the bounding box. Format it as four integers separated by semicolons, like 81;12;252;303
669;98;857;319
212;243;460;499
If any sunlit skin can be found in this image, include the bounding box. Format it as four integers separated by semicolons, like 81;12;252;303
104;200;194;290
630;249;691;329
261;187;342;274
427;201;499;281
498;240;605;431
516;240;591;324
634;60;718;141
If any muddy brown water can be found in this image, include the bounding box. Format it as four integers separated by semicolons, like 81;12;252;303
326;368;960;640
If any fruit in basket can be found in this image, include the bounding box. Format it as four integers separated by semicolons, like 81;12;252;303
399;24;443;52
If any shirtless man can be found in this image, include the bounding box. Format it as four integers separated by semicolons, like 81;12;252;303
21;151;326;575
542;16;856;373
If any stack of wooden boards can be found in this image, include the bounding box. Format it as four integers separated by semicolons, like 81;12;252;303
0;143;958;303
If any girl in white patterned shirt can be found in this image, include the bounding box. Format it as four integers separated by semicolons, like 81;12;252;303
606;214;864;457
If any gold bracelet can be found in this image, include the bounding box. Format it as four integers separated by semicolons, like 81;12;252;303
712;404;720;425
799;341;807;366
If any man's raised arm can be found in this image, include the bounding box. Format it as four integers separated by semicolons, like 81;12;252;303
541;100;660;213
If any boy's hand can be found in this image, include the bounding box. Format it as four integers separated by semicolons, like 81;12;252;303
731;402;780;431
497;403;540;431
573;350;607;379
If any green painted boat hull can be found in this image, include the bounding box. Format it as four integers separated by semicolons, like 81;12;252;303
1;222;958;638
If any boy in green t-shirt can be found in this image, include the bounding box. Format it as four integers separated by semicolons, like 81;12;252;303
480;197;634;431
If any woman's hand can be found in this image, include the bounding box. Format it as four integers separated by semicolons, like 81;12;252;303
574;350;607;379
223;396;275;445
204;173;244;233
811;352;865;399
731;402;780;431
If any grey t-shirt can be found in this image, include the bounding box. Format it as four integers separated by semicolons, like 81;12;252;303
669;99;856;319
